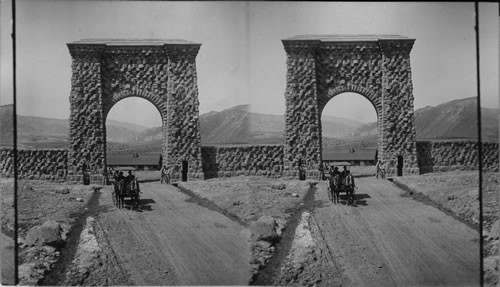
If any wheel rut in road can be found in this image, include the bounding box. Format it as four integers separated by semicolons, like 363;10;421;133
42;189;103;286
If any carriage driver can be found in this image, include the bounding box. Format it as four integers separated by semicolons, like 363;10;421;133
126;170;135;182
342;166;355;188
341;166;349;177
340;166;351;186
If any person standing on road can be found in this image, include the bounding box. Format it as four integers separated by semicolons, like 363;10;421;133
379;161;386;179
82;160;90;185
376;160;381;179
160;165;167;184
102;168;108;186
165;166;171;184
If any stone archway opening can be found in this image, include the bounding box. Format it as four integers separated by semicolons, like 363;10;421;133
105;96;164;172
67;39;205;181
282;35;420;179
320;92;379;175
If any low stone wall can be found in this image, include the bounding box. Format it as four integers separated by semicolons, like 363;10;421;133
201;144;284;179
416;141;499;174
0;148;69;180
2;140;497;182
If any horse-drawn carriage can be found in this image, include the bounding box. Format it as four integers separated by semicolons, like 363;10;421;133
326;162;356;205
112;167;141;210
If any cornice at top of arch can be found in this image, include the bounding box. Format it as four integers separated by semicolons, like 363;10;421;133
67;41;201;59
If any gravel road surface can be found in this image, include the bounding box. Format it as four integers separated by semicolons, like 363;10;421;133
314;177;480;286
96;182;252;285
1;232;15;285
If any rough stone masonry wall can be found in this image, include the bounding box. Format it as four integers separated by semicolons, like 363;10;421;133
379;40;419;176
201;145;284;179
0;148;69;180
165;45;205;181
282;38;420;179
282;41;322;179
416;141;499;173
316;42;383;113
67;45;106;176
68;42;204;181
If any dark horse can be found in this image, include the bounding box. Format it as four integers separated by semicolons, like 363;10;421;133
343;174;356;205
129;179;140;210
328;174;341;204
113;179;140;210
328;173;356;205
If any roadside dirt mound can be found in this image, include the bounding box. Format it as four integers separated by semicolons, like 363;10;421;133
180;177;311;223
393;171;480;226
482;173;499;287
2;180;98;285
276;211;343;287
60;215;130;286
17;181;98;237
1;179;14;236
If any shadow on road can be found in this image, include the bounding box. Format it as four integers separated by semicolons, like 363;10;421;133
119;198;156;212
329;193;371;207
137;198;155;212
352;193;371;206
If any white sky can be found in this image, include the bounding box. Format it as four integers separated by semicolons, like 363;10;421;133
1;1;498;126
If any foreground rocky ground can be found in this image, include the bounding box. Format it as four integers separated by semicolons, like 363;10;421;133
1;179;98;285
1;170;492;286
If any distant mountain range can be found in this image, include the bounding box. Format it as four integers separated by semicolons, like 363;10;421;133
0;97;498;152
0;105;149;148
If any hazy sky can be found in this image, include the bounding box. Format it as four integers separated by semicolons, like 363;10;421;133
1;1;498;127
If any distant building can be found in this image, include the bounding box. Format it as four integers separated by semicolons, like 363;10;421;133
322;148;377;165
107;153;162;170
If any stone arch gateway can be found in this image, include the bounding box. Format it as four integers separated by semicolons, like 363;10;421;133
282;35;420;178
67;39;204;180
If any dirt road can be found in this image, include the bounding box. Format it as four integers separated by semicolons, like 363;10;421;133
1;232;15;285
314;177;480;287
96;182;252;285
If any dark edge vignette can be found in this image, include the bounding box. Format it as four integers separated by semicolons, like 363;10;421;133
12;0;18;284
474;2;484;287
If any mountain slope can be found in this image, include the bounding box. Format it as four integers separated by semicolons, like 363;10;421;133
200;105;250;144
415;97;497;140
0;104;14;146
1;97;497;150
350;97;499;144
